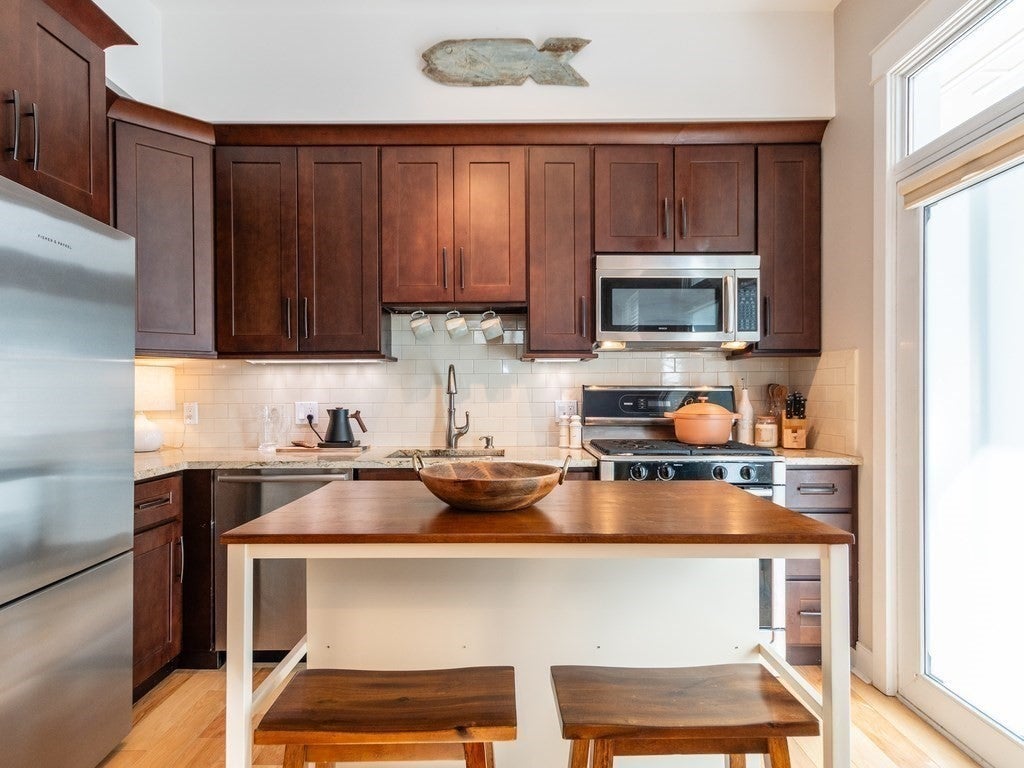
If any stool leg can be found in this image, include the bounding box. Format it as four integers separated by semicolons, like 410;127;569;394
464;742;487;768
568;740;590;768
727;756;746;768
765;737;792;768
591;740;613;768
484;742;495;768
282;744;305;768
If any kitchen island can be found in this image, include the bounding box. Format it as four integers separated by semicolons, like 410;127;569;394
221;480;854;768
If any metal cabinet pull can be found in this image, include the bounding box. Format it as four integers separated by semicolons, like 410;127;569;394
177;535;185;583
303;297;309;339
284;297;292;339
663;198;670;239
24;102;39;171
579;296;587;337
680;197;688;238
797;483;838;495
798;610;822;617
4;89;20;160
763;296;771;336
459;247;465;290
135;494;173;511
442;246;448;289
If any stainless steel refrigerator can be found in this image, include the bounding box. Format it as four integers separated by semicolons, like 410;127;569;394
0;176;135;767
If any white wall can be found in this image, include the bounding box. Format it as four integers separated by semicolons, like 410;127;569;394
93;0;165;104
824;0;921;672
147;6;835;122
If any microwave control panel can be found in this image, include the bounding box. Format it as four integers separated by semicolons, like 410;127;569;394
737;277;759;333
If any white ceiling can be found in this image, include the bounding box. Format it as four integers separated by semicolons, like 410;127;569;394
146;0;843;12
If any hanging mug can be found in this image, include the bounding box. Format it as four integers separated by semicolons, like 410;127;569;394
480;310;504;341
445;310;468;339
410;310;433;340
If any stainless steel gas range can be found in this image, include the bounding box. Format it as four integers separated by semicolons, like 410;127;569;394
582;385;786;633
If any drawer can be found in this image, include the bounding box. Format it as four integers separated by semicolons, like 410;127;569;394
786;467;854;510
134;475;183;532
785;580;821;646
786;513;854;579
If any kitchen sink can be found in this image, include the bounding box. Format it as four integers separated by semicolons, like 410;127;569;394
386;448;506;458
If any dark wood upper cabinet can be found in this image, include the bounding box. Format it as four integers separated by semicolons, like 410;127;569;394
756;144;821;354
380;146;454;304
594;145;674;253
524;146;596;358
594;144;755;254
381;145;526;306
453;146;526;303
1;0;133;221
215;145;389;357
674;145;755;253
215;146;299;354
113;119;214;356
297;146;384;353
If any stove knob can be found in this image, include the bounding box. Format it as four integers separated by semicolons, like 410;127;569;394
711;465;727;481
628;463;649;481
740;465;755;481
656;463;675;481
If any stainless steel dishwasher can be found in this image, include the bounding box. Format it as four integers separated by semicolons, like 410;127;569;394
213;468;351;654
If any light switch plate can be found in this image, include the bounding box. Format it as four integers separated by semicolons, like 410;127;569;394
554;400;578;419
295;401;319;424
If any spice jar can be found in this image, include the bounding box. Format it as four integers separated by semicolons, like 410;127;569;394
754;415;779;448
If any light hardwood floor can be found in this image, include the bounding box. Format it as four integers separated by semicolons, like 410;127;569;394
97;665;980;768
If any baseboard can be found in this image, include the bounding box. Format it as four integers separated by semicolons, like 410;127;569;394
852;641;873;683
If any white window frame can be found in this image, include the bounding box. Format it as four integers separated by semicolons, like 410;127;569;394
872;1;1024;765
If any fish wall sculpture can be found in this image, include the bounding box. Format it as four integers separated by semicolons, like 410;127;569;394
422;37;590;87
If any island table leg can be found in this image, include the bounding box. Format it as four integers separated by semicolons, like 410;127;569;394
226;543;254;768
821;543;852;768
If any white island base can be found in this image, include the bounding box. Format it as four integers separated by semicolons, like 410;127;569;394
307;557;765;768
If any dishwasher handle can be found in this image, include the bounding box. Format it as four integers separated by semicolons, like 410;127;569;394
216;473;351;484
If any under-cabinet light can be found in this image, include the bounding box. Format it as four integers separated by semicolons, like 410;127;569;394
245;359;387;365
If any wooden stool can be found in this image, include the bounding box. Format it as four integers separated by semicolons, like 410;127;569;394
255;666;517;768
550;664;819;768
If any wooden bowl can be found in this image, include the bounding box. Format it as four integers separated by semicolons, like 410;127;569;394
414;455;570;512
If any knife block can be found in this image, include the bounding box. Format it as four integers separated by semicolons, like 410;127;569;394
781;417;807;449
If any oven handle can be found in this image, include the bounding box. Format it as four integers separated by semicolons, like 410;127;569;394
743;486;775;498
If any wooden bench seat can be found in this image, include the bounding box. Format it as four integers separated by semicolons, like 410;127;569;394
255;666;516;768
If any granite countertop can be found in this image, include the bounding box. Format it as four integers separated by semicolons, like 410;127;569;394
135;445;861;481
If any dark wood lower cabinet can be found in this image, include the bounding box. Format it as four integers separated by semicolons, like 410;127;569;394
133;474;184;698
355;467;596;481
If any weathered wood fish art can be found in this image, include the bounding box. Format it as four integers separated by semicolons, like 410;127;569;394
422;37;591;87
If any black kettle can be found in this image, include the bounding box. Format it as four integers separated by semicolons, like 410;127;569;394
322;407;367;446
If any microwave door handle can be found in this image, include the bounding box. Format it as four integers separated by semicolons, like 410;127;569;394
724;274;736;334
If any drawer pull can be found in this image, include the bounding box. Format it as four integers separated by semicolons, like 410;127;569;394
135;494;172;511
799;610;822;617
797;483;838;495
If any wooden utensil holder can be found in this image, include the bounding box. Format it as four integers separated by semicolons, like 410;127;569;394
781;417;807;449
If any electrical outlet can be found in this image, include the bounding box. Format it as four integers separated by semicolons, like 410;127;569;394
554;400;578;419
183;402;199;425
295;401;318;424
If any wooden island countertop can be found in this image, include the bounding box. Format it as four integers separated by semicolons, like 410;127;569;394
219;479;855;546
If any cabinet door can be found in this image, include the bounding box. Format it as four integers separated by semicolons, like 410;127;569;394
115;122;214;355
297;147;382;352
594;145;673;253
381;146;454;304
18;0;108;220
756;144;821;353
215;146;298;353
674;145;755;253
453;146;526;303
0;2;19;182
525;146;595;355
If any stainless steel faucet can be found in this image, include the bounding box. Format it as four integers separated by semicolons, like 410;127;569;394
445;363;470;448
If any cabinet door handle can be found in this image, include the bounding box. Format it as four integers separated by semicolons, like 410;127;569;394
798;610;822;617
442;246;448;289
797;483;838;495
135;494;173;511
763;296;771;336
303;297;309;339
24;102;39;171
459;247;465;290
663;198;670;239
4;89;20;160
680;197;688;238
284;297;292;339
177;535;185;583
579;296;587;337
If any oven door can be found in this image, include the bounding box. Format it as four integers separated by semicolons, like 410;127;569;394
740;485;787;634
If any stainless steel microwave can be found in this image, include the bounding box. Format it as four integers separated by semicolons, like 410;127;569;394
594;254;761;350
